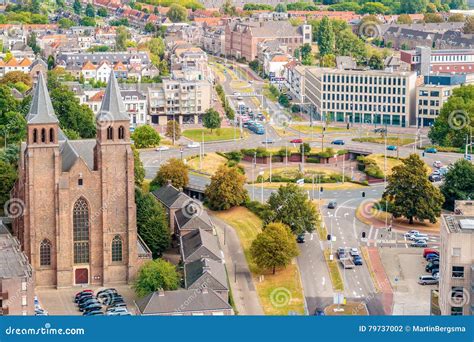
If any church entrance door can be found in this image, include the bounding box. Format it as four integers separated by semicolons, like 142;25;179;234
75;268;89;284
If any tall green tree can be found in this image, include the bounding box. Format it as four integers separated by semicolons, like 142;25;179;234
266;184;317;235
132;146;145;187
202;108;222;132
131;125;161;148
0;159;17;215
440;159;474;210
368;53;384;70
73;0;82;14
250;222;299;274
317;16;335;57
115;26;130;51
400;0;428;13
85;4;95;18
165;120;181;143
167;4;187;23
205;165;248;210
397;14;413;24
133;259;179;297
275;3;287;12
27;32;40;55
135;188;170;257
150;158;189;192
383;154;444;224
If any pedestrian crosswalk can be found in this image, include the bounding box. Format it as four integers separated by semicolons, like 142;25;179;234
362;226;440;248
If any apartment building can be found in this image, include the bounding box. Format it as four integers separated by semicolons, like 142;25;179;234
148;78;212;125
439;208;474;316
284;62;311;104
305;67;417;126
224;19;312;62
401;47;474;75
202;27;225;56
0;221;34;316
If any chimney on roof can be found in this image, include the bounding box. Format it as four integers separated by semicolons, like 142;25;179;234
201;286;208;294
202;259;211;272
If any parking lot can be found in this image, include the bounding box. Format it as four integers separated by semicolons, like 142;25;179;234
36;285;138;315
379;248;435;315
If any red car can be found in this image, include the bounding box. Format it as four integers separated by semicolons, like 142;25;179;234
290;138;303;144
423;248;439;258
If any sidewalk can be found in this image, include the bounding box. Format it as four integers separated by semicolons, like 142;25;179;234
366;247;394;315
211;215;264;315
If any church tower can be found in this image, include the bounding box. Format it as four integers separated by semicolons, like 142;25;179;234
23;72;61;286
95;70;138;283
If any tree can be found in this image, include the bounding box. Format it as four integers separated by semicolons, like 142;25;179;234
167;4;187;23
73;0;82;15
31;0;41;13
58;18;74;29
97;7;107;17
27;32;40;55
329;1;361;11
300;43;312;61
202;108;222;132
266;184;317;235
115;26;130;51
428;85;474;148
317;16;335;57
151;158;188;191
47;55;55;70
400;0;427;13
132;146;145;187
463;16;474;34
320;54;336;67
131;125;161;148
250;222;299;274
275;3;287;12
448;13;465;22
426;2;438;13
80;16;96;27
165;120;181;143
1;71;32;88
56;0;65;8
0;159;17;214
383;154;444;224
144;22;155;33
205;165;248;210
440;159;474;210
368;53;384;70
423;13;444;23
133;259;179;297
221;0;237;15
335;28;368;64
85;4;95;17
397;14;413;24
135;188;170;257
358;2;389;14
278;93;290;107
299;142;311;155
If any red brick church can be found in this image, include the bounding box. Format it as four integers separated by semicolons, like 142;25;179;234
12;71;149;288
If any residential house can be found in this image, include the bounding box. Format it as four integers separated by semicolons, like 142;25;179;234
180;229;222;264
184;258;229;302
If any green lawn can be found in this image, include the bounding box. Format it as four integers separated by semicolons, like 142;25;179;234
214;207;305;315
353;136;415;146
324;249;344;292
183;128;242;142
291;125;348;134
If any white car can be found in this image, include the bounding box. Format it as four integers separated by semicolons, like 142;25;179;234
187;142;201;148
156;146;170;151
404;230;419;237
433;161;443;168
350;248;360;256
408;234;429;241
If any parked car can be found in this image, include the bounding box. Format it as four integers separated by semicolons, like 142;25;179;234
106;307;128;314
187;142;200;148
75;291;94;303
423;248;439;258
83;310;104;316
77;296;97;307
411;240;428;247
107;311;131;316
429;174;442;182
431;268;439;275
425;147;438;154
387;145;397;151
418;275;439;285
328;201;337;209
296;234;305;243
79;299;100;311
331;139;345;145
290;138;303;144
353;256;363;265
426;260;440;272
426;253;440;261
433;161;443;168
82;303;103;313
108;302;127;309
314;308;325;316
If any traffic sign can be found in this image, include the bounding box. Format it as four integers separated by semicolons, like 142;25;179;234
465;154;472;161
296;178;305;186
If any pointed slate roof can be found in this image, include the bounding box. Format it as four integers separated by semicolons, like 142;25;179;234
26;72;59;124
96;70;130;122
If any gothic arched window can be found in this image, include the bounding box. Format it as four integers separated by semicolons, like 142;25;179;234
107;126;113;140
33;129;38;143
40;239;52;266
111;235;123;262
73;198;90;264
41;128;46;143
118;126;125;140
49;128;55;143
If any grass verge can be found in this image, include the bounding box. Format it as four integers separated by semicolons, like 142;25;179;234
353;136;415;146
187;153;227;175
214;207;305;315
323;249;344;292
183;128;243;142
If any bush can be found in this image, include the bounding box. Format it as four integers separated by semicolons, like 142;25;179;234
241;147;270;158
244;200;272;220
359;157;384;179
306;157;320;163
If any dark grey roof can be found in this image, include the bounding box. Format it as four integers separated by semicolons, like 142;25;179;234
97;70;130;122
181;228;221;262
184;258;227;291
56;51;150;66
59;139;96;171
26;72;59;124
0;220;32;279
151;183;190;209
175;206;214;232
135;289;231;315
30;58;48;70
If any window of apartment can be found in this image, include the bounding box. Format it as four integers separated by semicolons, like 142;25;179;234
452;248;461;257
21;295;27;306
452;266;464;278
21;281;27;291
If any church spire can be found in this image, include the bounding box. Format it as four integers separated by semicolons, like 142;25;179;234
26;72;59;124
96;70;129;122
